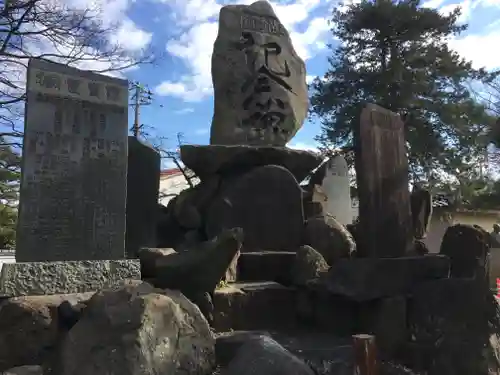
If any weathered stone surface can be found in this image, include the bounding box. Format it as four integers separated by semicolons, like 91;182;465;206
210;0;308;146
213;282;297;332
303;214;356;265
358;296;408;360
138;247;176;279
47;280;215;375
440;224;490;279
223;335;315;375
408;278;495;375
180;144;322;182
354;104;413;257
291;245;329;286
150;228;243;294
303;201;324;219
206;165;304;252
320;256;450;301
216;331;353;375
126;136;161;258
237;251;296;284
0;293;93;371
17;58;128;262
3;366;43;375
0;260;140;297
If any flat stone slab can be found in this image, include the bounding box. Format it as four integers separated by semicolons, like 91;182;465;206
180;144;323;182
319;255;450;301
237;251;296;285
0;260;140;297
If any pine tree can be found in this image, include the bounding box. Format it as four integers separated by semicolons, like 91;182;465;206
0;138;20;248
310;0;495;182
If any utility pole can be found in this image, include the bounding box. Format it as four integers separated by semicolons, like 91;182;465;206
129;81;153;139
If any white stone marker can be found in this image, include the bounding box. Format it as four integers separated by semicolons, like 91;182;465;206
321;154;353;225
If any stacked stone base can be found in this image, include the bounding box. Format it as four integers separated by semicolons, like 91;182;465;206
0;259;140;297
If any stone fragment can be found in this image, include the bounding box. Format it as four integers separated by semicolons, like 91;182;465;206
223;335;315;375
291;245;329;286
150;228;243;295
138;247;176;279
439;224;490;279
320;256;450;302
180;144;322;182
0;260;140;297
206;165;304;252
0;293;93;371
303;214;356;265
47;280;215;375
210;1;309;146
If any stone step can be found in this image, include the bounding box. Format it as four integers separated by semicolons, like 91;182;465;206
236;251;296;284
215;330;354;375
213;281;298;332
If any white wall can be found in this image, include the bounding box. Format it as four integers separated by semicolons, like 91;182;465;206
158;173;199;206
0;255;15;272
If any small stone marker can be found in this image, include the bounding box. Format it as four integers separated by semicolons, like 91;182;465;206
126;137;161;258
16;58;129;262
210;0;309;146
354;104;413;257
321;154;352;225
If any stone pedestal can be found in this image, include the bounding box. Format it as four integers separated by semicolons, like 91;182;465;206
0;259;140;297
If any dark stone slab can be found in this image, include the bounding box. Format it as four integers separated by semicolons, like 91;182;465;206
126;137;161;258
320;255;450;301
354;104;413;257
17;58;129;261
206;165;304;252
180;144;323;182
216;330;353;375
213;281;298;332
237;251;296;284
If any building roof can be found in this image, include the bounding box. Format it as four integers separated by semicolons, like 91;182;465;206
160;168;183;178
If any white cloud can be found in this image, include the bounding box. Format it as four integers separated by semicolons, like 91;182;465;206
194;128;210;135
174;107;195;114
111;19;153;51
449;31;500;70
154;0;332;102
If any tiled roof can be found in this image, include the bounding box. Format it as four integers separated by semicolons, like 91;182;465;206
160;168;182;177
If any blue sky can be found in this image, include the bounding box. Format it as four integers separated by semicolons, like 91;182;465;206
102;0;500;162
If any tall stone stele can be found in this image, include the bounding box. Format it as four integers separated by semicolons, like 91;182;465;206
210;0;309;146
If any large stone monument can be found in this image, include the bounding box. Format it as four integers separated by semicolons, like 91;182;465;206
210;0;309;146
354;104;414;257
0;58;139;296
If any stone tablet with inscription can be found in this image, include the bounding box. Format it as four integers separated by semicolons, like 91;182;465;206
354;104;413;257
16;58;128;262
210;0;309;146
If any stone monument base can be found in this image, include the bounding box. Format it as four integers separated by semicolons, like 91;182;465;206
0;259;141;297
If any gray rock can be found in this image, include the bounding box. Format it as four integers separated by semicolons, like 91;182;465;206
291;245;329;286
0;260;140;297
0;293;93;371
210;0;309;146
2;366;43;375
151;228;243;294
303;214;356;265
222;335;315;375
180;144;322;183
206;165;304;252
47;280;215;375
